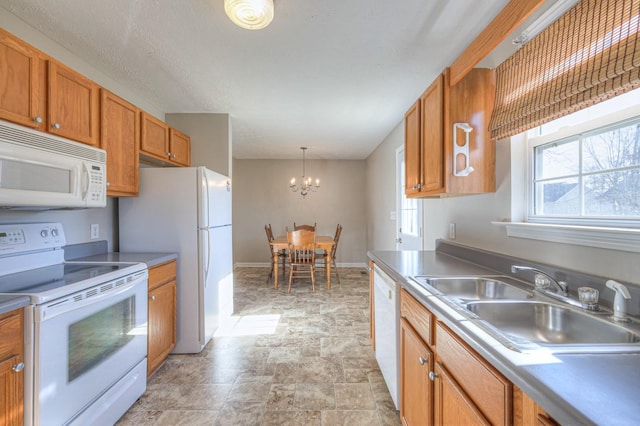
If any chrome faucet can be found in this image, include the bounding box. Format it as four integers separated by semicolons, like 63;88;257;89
511;265;569;296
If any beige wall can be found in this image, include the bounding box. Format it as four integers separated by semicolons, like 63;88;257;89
232;158;367;266
365;120;640;285
366;121;403;251
166;113;232;177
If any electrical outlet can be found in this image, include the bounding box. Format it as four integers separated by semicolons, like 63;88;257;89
449;223;456;239
90;224;99;240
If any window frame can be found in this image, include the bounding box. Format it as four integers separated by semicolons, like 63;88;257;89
526;103;640;229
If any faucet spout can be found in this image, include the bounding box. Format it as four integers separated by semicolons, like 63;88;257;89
511;265;569;296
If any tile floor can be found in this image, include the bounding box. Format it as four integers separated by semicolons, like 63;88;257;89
117;267;401;426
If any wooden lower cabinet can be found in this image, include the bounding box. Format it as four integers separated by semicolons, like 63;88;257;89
0;309;24;426
399;288;512;426
147;260;177;375
400;317;433;426
434;361;490;425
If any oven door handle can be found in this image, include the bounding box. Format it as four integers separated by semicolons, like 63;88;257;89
37;272;148;322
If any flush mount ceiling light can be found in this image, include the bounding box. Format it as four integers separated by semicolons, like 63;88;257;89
224;0;274;30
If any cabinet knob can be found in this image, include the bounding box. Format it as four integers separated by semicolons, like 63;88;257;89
106;182;111;187
52;122;61;129
167;152;172;158
12;362;24;373
428;371;439;381
172;154;177;159
34;116;43;124
418;356;428;365
150;295;156;301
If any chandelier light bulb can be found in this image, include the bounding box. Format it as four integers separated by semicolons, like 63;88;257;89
289;147;320;198
224;0;274;30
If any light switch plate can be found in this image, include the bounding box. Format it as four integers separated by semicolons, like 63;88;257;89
90;224;99;240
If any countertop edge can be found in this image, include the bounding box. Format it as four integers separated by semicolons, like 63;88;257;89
0;295;30;315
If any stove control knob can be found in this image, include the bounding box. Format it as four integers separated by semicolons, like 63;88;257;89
51;228;59;237
40;229;49;238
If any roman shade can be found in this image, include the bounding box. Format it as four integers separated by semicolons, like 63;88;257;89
489;0;640;140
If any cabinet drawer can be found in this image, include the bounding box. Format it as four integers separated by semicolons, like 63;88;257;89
148;260;177;290
0;310;23;361
400;288;433;346
436;321;512;426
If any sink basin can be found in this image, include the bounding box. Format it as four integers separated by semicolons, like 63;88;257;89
418;276;533;301
466;301;640;347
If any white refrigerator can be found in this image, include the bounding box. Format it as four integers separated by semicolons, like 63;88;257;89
119;167;232;353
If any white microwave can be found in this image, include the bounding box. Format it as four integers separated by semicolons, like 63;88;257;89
0;120;107;209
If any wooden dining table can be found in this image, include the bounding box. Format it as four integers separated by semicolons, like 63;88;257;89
270;235;336;290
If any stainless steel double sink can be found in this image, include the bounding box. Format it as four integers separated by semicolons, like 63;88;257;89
411;276;640;353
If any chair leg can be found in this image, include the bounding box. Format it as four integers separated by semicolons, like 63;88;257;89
311;265;316;292
266;262;274;284
288;265;294;293
332;259;340;284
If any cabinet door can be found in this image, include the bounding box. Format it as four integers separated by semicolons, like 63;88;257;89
100;90;140;197
420;74;444;192
0;29;44;130
169;128;191;166
434;362;490;426
0;310;24;426
148;280;177;375
140;112;170;162
400;318;433;426
404;99;421;197
0;355;23;426
48;61;99;146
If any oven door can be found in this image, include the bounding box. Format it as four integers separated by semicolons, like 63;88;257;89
33;273;147;426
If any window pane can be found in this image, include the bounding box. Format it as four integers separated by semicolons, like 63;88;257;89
401;197;419;236
584;169;640;217
535;178;580;215
583;122;640;172
535;139;579;179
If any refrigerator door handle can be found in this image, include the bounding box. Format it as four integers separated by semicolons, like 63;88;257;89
203;169;211;229
204;228;212;288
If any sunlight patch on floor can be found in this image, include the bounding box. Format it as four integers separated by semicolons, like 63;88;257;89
214;314;281;337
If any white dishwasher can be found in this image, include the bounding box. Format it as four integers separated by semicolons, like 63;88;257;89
373;265;400;409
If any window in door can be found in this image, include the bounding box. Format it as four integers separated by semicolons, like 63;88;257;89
397;147;422;249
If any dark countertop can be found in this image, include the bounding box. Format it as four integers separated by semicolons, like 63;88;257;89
369;249;640;426
75;252;177;268
0;295;30;315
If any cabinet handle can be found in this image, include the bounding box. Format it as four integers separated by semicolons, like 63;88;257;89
52;122;61;129
150;295;156;301
34;116;43;124
418;356;428;365
428;371;439;381
12;362;24;373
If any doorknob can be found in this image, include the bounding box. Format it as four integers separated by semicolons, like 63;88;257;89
396;238;402;244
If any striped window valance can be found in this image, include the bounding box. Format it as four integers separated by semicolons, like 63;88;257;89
489;0;640;140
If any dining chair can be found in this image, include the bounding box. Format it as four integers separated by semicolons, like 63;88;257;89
317;224;342;284
293;222;317;232
286;229;317;293
265;224;286;284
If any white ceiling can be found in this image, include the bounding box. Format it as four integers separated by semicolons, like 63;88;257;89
0;0;514;159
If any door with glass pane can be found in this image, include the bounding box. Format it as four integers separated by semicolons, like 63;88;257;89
397;147;422;250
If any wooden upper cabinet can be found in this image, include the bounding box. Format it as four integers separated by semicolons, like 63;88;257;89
140;112;191;167
48;60;99;146
404;99;421;197
405;68;495;198
169;127;191;166
100;90;140;197
140;111;170;161
420;74;444;192
0;28;44;130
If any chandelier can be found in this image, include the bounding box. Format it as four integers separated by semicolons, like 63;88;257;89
289;147;319;198
224;0;274;30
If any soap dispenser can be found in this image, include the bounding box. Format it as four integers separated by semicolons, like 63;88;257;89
606;280;631;322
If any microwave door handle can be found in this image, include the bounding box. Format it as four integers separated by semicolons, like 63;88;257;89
81;162;90;201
